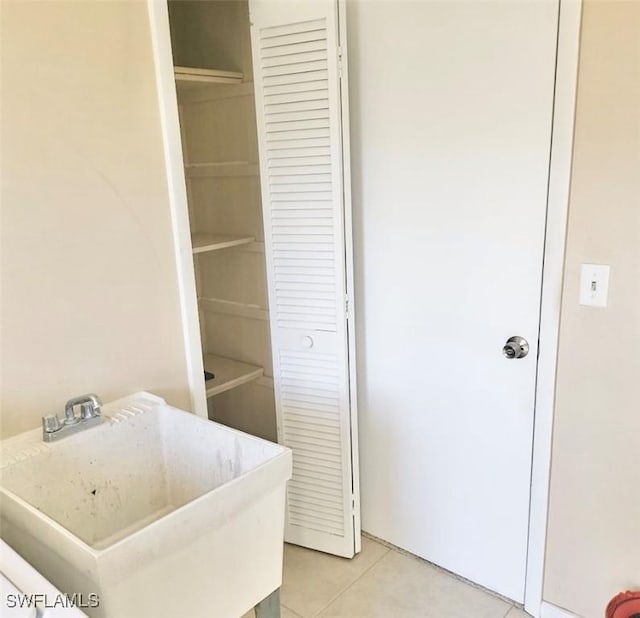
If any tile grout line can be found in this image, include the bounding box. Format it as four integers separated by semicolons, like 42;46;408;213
363;531;520;609
281;602;303;617
503;605;524;618
311;545;392;617
312;546;520;618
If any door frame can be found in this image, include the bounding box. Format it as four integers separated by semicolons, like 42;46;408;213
525;0;582;615
146;0;583;612
146;0;207;419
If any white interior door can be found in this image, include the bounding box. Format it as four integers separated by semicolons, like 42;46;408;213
347;0;559;602
250;0;359;558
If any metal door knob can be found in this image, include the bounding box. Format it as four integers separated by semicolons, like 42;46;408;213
502;336;529;359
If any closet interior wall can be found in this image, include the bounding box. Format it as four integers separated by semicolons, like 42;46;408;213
168;0;276;441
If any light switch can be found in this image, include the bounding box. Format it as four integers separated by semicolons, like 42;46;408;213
579;264;610;307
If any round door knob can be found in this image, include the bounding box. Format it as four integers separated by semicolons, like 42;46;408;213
301;336;314;349
502;336;529;359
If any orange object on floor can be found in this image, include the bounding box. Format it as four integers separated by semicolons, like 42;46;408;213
606;591;640;618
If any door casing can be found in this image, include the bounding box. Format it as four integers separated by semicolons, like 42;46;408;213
146;0;583;614
147;0;207;420
525;1;582;615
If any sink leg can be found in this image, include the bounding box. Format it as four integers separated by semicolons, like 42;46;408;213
255;588;280;618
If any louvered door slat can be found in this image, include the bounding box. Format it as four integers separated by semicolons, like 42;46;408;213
274;213;332;223
261;30;326;48
265;83;330;99
263;50;328;68
269;156;330;168
263;71;330;89
292;473;343;489
251;0;358;558
285;418;342;433
290;471;342;491
262;39;327;57
289;488;343;507
270;165;332;176
283;392;337;404
279;353;337;366
271;172;332;183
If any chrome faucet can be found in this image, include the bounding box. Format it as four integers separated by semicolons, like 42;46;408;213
42;394;104;442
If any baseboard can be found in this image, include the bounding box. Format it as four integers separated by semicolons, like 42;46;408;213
540;601;583;618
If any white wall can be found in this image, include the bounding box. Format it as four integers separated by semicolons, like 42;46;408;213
543;1;640;615
0;1;191;437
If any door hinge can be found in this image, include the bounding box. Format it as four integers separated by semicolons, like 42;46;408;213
345;296;350;318
337;46;343;78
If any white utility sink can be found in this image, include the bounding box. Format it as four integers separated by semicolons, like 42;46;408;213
0;393;292;618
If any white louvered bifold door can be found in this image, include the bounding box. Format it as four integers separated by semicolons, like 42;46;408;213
250;0;359;557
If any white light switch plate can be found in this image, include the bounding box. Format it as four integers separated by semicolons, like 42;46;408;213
579;264;610;307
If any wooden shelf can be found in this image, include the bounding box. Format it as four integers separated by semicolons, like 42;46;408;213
204;354;264;397
185;162;259;178
199;297;269;321
191;233;255;255
175;66;243;90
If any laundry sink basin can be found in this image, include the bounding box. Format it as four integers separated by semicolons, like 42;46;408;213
0;392;292;618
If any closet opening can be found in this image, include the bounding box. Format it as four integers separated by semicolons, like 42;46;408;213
167;0;277;442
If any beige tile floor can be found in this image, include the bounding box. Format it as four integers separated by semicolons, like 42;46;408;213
243;536;530;618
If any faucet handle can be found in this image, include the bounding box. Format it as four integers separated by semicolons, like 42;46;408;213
64;393;101;424
80;402;100;420
42;414;62;434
